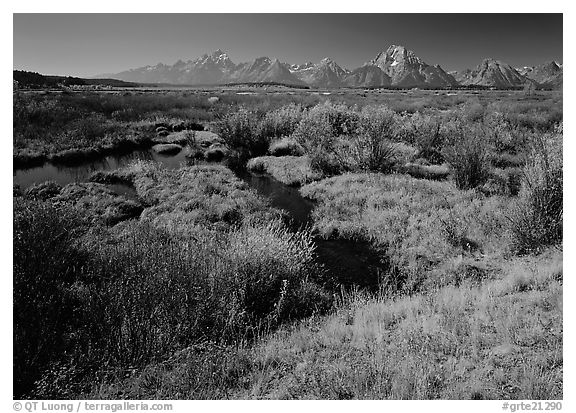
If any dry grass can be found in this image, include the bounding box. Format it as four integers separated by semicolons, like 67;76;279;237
91;248;561;400
268;137;305;157
233;248;562;399
300;173;513;292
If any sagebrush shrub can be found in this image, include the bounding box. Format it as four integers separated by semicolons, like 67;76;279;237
216;107;266;154
293;102;358;150
216;107;268;169
349;106;399;173
397;112;444;160
508;132;563;253
442;121;491;190
349;135;398;173
257;104;304;140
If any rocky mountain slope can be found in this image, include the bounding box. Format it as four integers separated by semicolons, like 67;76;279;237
455;58;527;88
362;45;457;88
229;57;304;85
95;47;562;89
290;58;349;88
519;61;563;89
343;66;391;87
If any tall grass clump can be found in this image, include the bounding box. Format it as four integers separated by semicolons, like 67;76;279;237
223;221;329;324
508;132;563;253
247;156;322;186
13;199;90;397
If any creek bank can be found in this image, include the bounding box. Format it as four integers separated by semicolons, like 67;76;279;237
246;156;323;186
14;145;390;290
238;171;389;290
152;143;183;155
17;181;144;226
13;122;209;169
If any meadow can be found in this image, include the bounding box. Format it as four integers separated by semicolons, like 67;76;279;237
13;87;562;399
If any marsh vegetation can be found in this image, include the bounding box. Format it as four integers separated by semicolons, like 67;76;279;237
13;88;562;399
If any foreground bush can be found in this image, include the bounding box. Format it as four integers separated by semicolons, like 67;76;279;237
82;219;325;358
216;108;267;169
396;112;445;163
348;106;399;173
13;199;90;397
442;121;491;190
508;132;563;253
257;104;304;140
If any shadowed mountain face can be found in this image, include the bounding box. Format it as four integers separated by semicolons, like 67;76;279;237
95;46;562;89
344;66;391;87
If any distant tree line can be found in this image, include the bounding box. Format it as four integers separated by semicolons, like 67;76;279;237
13;70;140;89
13;70;88;89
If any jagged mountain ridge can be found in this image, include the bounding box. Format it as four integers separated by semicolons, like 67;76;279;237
518;61;563;89
290;58;349;87
229;57;305;85
455;58;527;88
364;45;457;88
95;47;562;89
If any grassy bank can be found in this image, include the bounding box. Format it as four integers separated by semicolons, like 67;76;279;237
247;156;323;186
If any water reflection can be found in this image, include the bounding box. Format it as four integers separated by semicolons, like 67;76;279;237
13;146;196;189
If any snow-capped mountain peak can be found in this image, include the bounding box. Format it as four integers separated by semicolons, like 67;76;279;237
95;45;561;90
364;44;456;88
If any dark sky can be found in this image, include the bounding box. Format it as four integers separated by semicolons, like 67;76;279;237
13;14;563;77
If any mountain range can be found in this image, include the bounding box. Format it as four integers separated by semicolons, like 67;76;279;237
95;45;563;90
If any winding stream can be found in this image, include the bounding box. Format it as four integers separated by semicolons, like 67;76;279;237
14;148;388;289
